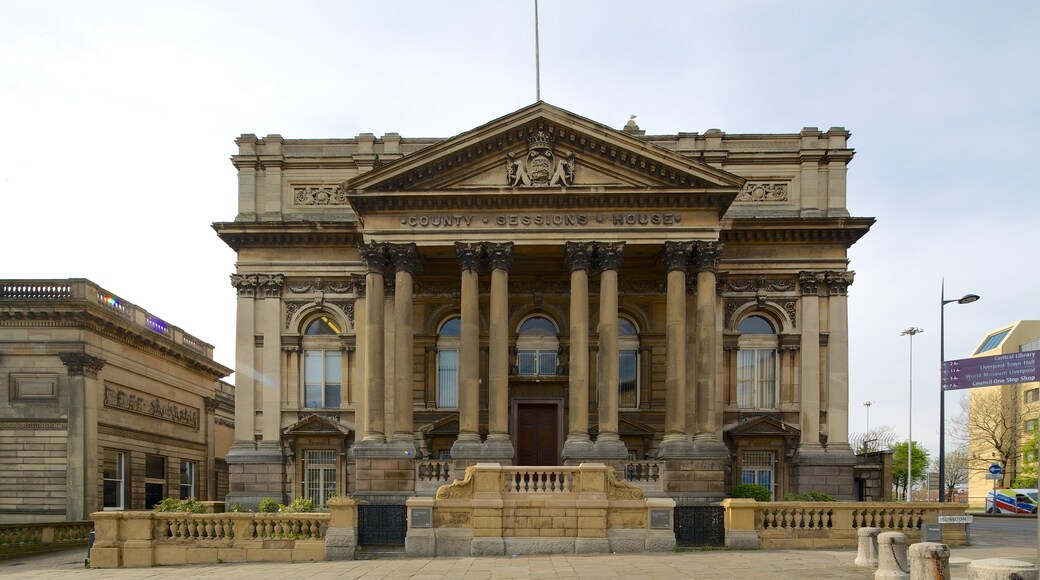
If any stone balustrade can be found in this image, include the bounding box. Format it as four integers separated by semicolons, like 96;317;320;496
721;500;969;549
0;521;93;558
90;511;330;568
415;460;453;495
0;279;214;357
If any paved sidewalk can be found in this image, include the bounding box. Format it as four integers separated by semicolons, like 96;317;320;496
2;544;1035;579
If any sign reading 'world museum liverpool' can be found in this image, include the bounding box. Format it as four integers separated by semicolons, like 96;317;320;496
942;351;1039;391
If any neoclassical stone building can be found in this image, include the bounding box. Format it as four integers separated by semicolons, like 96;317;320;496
214;102;872;509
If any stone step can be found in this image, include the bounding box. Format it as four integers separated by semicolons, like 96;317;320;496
354;544;407;560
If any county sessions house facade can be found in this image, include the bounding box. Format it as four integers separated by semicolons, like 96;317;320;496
213;102;873;509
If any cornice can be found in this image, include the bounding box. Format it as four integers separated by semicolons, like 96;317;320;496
720;217;874;248
212;221;363;251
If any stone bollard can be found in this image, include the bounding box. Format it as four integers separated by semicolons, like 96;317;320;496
967;559;1040;580
855;527;881;567
908;542;950;580
875;532;910;580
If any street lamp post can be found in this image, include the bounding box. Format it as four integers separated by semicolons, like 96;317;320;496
902;327;924;501
863;400;873;434
938;280;980;502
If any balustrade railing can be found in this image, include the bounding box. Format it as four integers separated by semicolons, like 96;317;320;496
624;461;660;482
502;467;577;493
0;282;73;299
416;460;452;483
759;505;834;530
0;521;93;556
154;513;328;542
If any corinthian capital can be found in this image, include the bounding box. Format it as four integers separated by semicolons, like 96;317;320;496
691;241;724;272
595;242;625;271
662;241;693;272
59;352;106;378
825;271;855;295
799;271;824;295
257;274;284;298
486;242;515;271
360;242;389;275
455;242;483;272
564;242;595;272
230;274;259;297
389;243;421;276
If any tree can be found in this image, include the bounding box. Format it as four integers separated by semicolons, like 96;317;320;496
892;441;930;500
951;390;1025;488
933;447;969;500
1013;431;1038;488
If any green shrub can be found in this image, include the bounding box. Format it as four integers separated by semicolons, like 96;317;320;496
152;498;206;513
782;491;837;502
257;498;280;513
732;484;771;501
278;497;316;513
228;502;245;513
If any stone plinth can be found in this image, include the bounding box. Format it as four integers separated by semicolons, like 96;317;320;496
967;559;1039;580
908;542;949;580
875;531;909;580
225;443;287;509
660;458;729;503
854;526;880;567
792;448;857;500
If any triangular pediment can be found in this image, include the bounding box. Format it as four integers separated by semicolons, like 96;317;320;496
343;102;744;205
283;413;352;436
420;415;460;435
725;415;800;438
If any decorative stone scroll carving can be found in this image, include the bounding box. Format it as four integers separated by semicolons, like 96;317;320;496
606;467;645;500
284;301;310;329
735;182;789;202
662;241;694;272
331;301;356;328
595;242;625;271
104;384;200;429
825;270;855;295
726;275;796;293
619;279;666;295
486;242;515;271
455;242;483;272
691;241;724;273
230;274;258;298
783;301;798;326
435;465;475;499
287;278;355;294
506;130;576;187
293;186;349;206
59;352;105;378
798;271;824;295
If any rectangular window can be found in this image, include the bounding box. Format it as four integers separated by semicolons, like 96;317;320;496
103;450;125;510
518;350;557;376
179;461;196;499
1026;388;1039;404
303;450;336;509
437;349;458;408
976;328;1012;354
145;455;165;509
619;350;638;408
304;350;342;408
737;349;778;409
741;450;775;500
1026;419;1038;432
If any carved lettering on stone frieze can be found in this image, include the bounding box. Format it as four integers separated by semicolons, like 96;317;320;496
735;182;789;202
293;186;349;206
104;384;200;429
507;130;575;187
417;281;457;296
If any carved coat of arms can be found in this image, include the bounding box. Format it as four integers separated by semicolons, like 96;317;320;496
507;130;575;187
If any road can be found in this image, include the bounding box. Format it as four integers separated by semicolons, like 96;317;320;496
968;514;1038;549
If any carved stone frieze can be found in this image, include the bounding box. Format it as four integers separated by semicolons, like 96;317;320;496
735;182;789;202
715;272;729;295
506;130;575;187
417;281;458;296
104;384;200;429
59;352;105;378
662;241;693;272
618;279;666;295
798;271;824;295
284;301;310;329
726;275;796;293
331;301;356;328
293;185;349;206
595;242;625;271
287;278;357;295
351;274;366;298
825;270;855;295
691;241;724;273
486;242;515;271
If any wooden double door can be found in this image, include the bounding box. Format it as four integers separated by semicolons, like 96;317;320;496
513;399;562;466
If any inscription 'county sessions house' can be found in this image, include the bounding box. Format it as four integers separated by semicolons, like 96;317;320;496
400;212;684;228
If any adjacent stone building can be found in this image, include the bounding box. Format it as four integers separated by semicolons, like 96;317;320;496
214;102;873;509
0;279;234;522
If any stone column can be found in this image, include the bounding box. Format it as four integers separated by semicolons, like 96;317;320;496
486;242;515;460
562;242;595;461
825;271;854;451
593;242;627;458
360;242;387;443
658;241;695;458
797;271;823;451
451;242;484;457
391;243;419;451
691;241;727;454
203;397;218;500
257;274;284;447
229;275;257;448
383;278;397;438
60;352;104;519
353;275;367;439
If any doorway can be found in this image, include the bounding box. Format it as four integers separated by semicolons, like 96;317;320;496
513;400;561;465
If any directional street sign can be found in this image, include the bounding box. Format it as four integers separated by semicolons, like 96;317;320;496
942;350;1039;391
985;473;1003;480
989;464;1003;475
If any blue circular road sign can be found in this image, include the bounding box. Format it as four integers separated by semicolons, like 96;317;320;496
989;463;1003;475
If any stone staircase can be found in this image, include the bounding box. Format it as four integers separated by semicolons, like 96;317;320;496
354;545;407;560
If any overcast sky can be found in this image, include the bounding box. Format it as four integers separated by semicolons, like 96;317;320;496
3;1;1037;461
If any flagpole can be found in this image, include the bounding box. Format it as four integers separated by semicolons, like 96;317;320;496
534;0;541;101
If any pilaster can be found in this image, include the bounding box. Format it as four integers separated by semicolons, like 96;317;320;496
60;352;104;519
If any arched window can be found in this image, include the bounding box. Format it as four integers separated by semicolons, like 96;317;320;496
436;317;461;408
302;314;342;409
736;315;778;410
618;318;640;408
516;316;560;376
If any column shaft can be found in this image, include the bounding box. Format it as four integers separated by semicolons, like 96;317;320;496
458;268;480;441
826;272;854;449
364;270;385;441
694;268;717;437
596;242;624;444
393;267;414;441
664;267;687;440
261;288;281;443
568;267;590;439
488;268;509;440
799;272;822;448
232;282;256;444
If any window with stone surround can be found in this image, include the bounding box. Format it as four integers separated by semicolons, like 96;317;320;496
619;317;640;409
303;450;336;509
737;315;779;410
179;461;196;499
302;314;343;409
516;316;559;376
145;455;165;509
741;450;776;499
437;317;460;408
103;450;126;510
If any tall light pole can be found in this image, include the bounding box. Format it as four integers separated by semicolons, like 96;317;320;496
863;400;874;433
939;280;980;502
902;327;924;501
